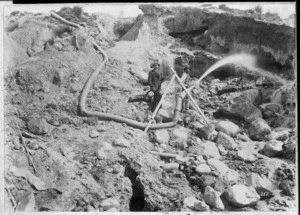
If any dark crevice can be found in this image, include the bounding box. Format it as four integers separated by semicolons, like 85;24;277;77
124;166;145;211
169;27;209;38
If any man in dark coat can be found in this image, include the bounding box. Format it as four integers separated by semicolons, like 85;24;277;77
148;62;164;111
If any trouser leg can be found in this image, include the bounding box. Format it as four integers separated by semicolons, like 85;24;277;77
152;91;162;111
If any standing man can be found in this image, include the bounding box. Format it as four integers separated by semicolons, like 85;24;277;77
148;62;164;111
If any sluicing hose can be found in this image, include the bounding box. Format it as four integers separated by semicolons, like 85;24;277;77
50;11;188;130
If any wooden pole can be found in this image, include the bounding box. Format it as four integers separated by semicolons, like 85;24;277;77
144;74;176;132
171;68;209;125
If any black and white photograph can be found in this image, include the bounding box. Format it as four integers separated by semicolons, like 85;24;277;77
1;2;297;213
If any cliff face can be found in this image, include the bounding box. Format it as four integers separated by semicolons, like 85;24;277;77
137;4;296;79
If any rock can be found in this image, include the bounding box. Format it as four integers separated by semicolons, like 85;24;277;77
15;191;35;212
96;150;106;160
175;155;185;163
114;17;136;38
183;196;209;211
160;143;168;150
282;142;296;162
96;126;107;132
106;207;119;212
196;155;206;164
207;159;229;176
259;103;282;117
214;180;226;194
154;129;170;144
216;132;237;150
261;140;283;157
161;99;174;110
195;164;211;175
157;109;173;122
204;186;224;211
188;141;220;160
271;128;290;141
113;137;131;147
60;117;72;125
225;185;260;207
86;205;98;212
99;142;113;151
10;166;48;190
236;133;251;142
161;163;179;172
72;118;84;127
27;118;49;135
215;94;262;123
217;144;227;156
221;169;239;184
200;175;216;187
237;149;257;163
249;118;271;141
215;121;240;137
190;121;204;130
90;130;100;138
100;198;119;211
254;187;274;200
242;89;260;103
172;126;190;149
70;83;82;93
47;119;61;127
197;123;215;140
279;179;295;196
255;200;269;211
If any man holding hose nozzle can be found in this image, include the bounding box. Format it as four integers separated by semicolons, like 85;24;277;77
182;65;192;112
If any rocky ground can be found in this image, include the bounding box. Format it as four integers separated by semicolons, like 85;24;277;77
3;4;297;212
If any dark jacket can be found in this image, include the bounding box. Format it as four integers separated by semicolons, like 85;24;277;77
148;69;164;92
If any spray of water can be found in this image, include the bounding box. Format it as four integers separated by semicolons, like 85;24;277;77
189;53;287;91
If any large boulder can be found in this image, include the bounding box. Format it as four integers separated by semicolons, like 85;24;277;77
215;120;240;137
216;131;238;150
204;186;224;211
249;118;271;141
215;94;263;123
188;141;220;159
225;185;260;207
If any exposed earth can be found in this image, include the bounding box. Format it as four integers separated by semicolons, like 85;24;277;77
3;4;297;212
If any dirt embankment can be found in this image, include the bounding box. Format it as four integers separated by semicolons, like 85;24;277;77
4;5;296;213
136;4;296;80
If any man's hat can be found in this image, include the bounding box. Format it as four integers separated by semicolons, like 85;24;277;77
151;62;160;68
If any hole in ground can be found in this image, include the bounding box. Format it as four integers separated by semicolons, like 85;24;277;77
124;166;145;211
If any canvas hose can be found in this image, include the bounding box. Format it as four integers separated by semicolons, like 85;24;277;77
50;11;193;130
